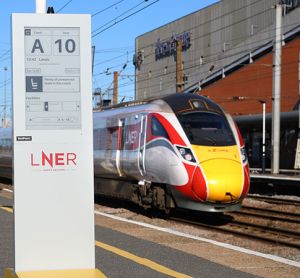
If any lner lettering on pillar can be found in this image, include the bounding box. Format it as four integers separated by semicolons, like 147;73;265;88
12;14;95;272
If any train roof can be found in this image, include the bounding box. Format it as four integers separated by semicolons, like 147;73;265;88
161;93;223;115
95;93;224;115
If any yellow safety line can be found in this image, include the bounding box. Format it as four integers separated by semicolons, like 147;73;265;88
0;206;13;213
0;206;192;277
95;240;192;278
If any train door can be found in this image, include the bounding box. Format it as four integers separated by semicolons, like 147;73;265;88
138;114;147;176
116;119;125;176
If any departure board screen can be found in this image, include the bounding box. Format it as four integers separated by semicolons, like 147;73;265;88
24;27;81;130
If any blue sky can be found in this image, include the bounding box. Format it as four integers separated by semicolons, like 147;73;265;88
0;0;218;116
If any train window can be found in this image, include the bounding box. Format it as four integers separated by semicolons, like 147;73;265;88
151;116;169;139
178;112;236;146
0;138;12;152
94;127;118;150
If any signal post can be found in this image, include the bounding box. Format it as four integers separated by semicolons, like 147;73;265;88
5;2;103;277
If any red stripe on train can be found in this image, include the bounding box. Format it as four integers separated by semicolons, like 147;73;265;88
152;113;186;146
173;163;207;201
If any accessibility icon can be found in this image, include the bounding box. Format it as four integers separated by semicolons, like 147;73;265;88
26;76;43;92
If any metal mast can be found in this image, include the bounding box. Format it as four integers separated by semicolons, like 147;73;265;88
3;67;7;127
271;4;282;174
176;40;183;93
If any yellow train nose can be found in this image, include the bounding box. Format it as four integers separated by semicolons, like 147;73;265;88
191;145;243;203
201;159;243;202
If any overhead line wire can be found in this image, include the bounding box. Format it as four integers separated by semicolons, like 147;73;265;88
92;4;298;77
95;46;133;53
94;53;129;67
94;41;300;90
134;0;265;52
0;50;10;61
100;58;299;93
92;0;126;17
57;0;73;13
114;68;300;96
92;0;160;37
93;19;299;78
138;7;273;60
92;0;148;34
93;4;299;97
92;0;264;64
123;28;300;83
141;21;299;62
0;57;11;64
0;79;12;89
129;41;300;85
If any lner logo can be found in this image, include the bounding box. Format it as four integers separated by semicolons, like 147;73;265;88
31;151;77;168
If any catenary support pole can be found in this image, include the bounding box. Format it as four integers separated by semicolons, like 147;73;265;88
261;100;266;173
3;67;7;127
92;46;95;75
176;40;183;93
113;71;118;105
36;0;46;14
271;4;282;174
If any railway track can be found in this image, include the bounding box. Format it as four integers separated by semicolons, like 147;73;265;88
247;194;300;206
232;205;300;224
171;207;300;249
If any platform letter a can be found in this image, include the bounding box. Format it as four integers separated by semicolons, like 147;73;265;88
31;39;44;53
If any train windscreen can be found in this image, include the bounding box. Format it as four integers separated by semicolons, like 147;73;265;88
178;112;236;146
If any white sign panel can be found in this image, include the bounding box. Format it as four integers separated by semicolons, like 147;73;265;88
12;14;95;272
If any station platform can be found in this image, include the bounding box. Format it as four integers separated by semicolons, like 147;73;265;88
250;170;300;195
251;172;300;181
1;192;299;278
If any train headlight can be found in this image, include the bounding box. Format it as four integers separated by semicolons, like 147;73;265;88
176;146;196;163
240;146;247;164
179;148;186;155
191;100;205;110
185;154;193;161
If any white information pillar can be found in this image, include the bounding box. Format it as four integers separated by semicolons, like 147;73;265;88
11;14;97;274
36;0;46;13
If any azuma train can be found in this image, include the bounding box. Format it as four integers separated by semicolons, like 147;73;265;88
93;93;250;212
0;93;250;212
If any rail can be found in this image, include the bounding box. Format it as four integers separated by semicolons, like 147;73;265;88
247;195;300;206
171;201;300;250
